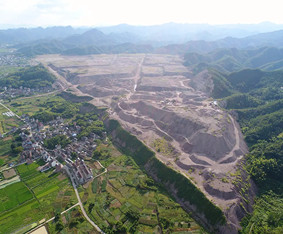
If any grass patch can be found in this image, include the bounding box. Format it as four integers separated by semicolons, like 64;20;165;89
152;137;174;156
0;182;33;212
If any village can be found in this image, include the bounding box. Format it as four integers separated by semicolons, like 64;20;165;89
0;86;54;99
0;53;29;69
18;114;100;187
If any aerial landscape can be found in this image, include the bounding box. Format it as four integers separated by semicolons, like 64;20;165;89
0;1;282;234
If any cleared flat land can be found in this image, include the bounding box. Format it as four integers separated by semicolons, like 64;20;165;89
3;168;16;179
37;53;249;225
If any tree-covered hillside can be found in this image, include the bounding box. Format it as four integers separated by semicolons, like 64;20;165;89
0;64;56;88
184;47;283;73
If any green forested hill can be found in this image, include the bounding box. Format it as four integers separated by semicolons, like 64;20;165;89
0;64;56;88
184;47;283;73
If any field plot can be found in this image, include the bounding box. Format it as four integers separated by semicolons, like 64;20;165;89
0;137;12;157
3;168;16;178
142;66;163;76
38;54;141;82
0;104;21;134
81;143;204;233
7;94;61;116
0;162;77;233
37;54;145;104
46;206;94;234
0;181;33;212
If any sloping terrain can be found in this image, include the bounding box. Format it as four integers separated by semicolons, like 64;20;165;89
192;67;283;233
37;54;255;232
184;47;283;73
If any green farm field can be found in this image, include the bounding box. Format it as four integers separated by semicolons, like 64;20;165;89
0;181;33;212
7;94;62;116
0;162;77;233
0;137;12;157
81;143;205;233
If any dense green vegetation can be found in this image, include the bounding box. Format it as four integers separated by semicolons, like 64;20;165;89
33;97;79;122
148;157;226;226
107;119;154;166
210;69;234;98
44;135;71;150
72;113;105;139
0;64;56;88
240;191;283;234
152;137;174;155
210;69;283;100
184;47;283;73
224;93;263;109
106;119;225;229
204;67;283;233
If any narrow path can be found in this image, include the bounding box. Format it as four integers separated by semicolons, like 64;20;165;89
24;203;79;234
73;185;103;233
44;203;80;224
126;55;145;100
45;63;88;97
64;165;105;233
218;115;241;164
19;90;60;100
94;160;107;179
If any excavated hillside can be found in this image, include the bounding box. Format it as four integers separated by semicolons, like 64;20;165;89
37;54;256;233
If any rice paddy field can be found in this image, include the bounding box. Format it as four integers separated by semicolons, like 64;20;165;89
81;143;205;233
0;162;77;233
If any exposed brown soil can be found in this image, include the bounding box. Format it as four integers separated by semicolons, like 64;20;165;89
36;53;255;231
3;168;16;179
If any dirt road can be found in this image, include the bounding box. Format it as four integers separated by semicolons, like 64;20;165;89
126;55;145;100
64;166;105;233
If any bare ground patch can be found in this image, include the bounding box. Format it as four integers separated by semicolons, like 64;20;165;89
3;168;16;179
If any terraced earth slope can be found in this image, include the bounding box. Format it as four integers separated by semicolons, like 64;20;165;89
37;54;256;232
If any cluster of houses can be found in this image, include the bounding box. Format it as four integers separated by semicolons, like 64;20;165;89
0;86;53;99
19;115;100;186
66;158;93;185
0;54;29;69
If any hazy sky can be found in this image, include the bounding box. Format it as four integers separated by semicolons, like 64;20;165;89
0;0;283;27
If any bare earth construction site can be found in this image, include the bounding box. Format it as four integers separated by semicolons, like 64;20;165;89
37;54;255;231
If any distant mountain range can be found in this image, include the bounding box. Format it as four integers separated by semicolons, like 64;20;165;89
0;22;283;57
0;26;89;44
1;22;283;45
97;22;283;42
158;30;283;54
